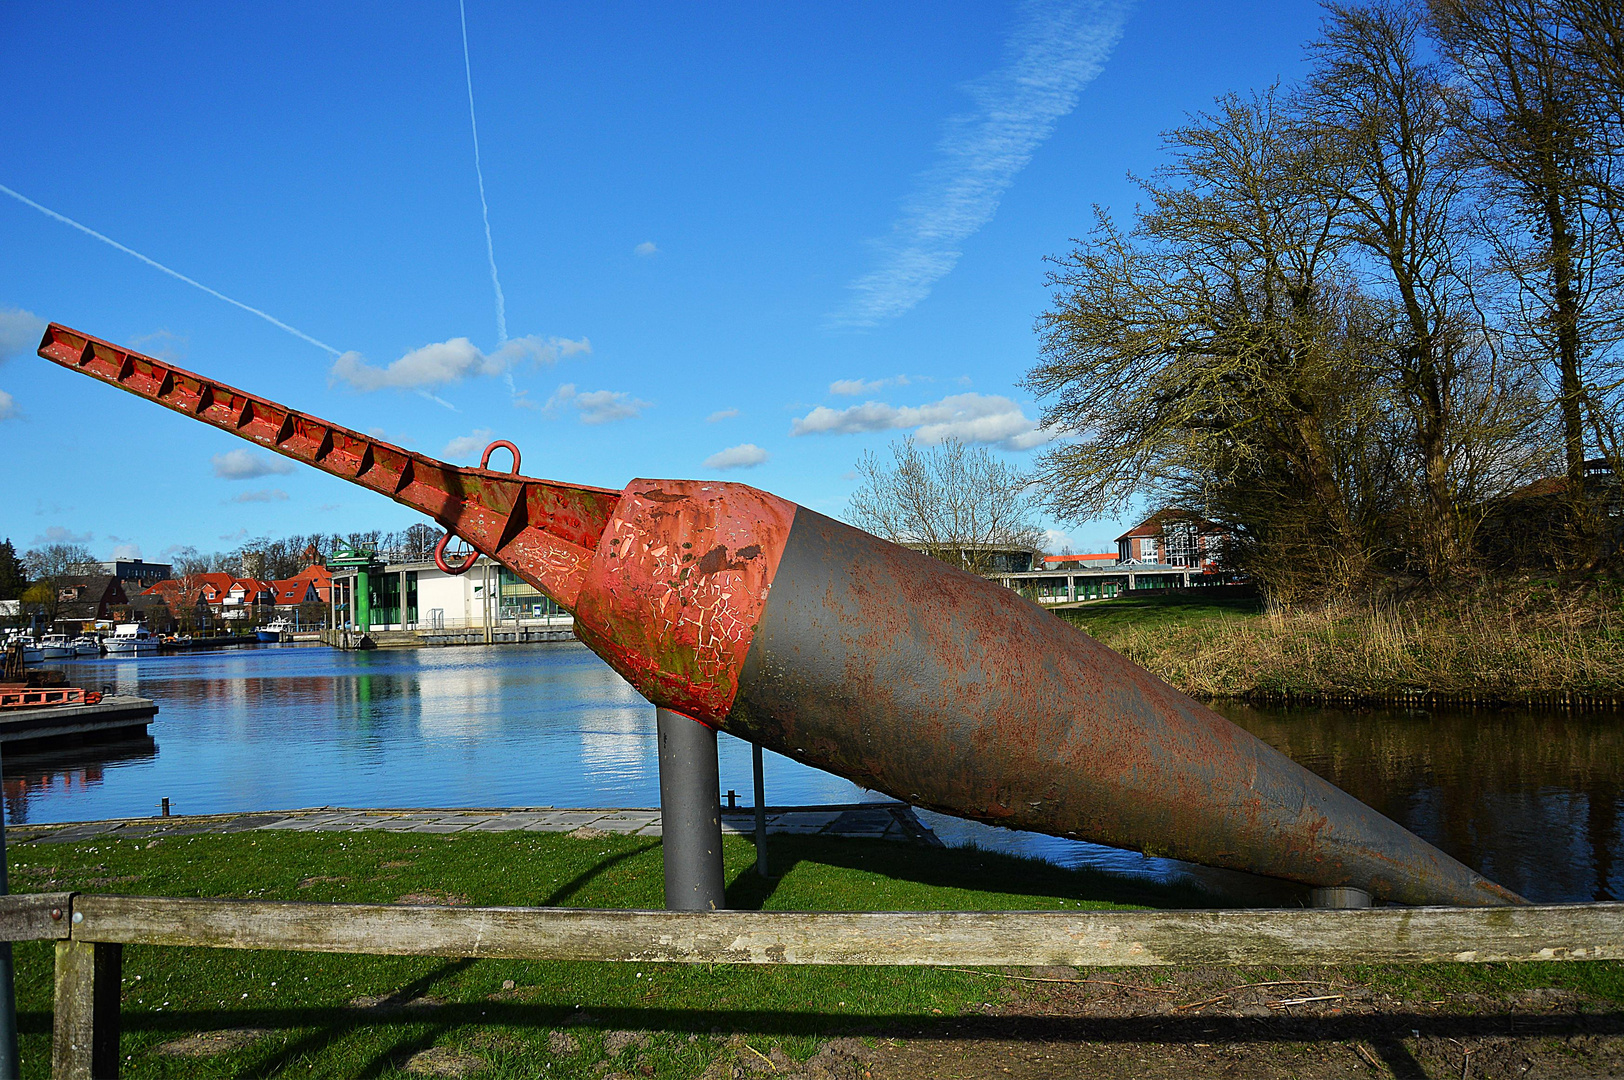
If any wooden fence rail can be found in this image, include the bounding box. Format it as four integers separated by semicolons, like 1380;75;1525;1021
2;892;1621;1079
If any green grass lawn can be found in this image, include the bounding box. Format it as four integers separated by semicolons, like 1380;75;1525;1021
9;827;1623;1078
5;828;1206;1079
1052;591;1262;638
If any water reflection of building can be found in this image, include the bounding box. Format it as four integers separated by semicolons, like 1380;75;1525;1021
3;737;158;825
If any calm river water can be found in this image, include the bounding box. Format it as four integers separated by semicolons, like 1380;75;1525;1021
9;641;1620;904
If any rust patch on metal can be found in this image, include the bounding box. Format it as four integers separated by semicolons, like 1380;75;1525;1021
573;480;797;724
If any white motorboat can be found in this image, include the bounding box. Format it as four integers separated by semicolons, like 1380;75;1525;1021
256;617;294;643
5;634;43;664
71;636;102;656
39;634;75;660
103;624;159;656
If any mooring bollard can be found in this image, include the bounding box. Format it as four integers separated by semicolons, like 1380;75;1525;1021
1311;886;1373;909
656;707;726;911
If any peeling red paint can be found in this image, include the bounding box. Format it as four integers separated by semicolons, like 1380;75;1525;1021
573;479;797;724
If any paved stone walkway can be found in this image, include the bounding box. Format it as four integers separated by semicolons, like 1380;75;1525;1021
9;803;943;847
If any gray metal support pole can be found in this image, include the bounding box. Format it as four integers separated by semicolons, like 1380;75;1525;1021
752;742;769;877
656;707;726;911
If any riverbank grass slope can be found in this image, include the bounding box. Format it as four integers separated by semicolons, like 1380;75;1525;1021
1056;589;1624;705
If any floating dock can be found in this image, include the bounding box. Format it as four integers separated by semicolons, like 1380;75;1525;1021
0;696;157;747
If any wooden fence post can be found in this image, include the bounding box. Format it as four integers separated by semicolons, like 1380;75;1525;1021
52;939;121;1080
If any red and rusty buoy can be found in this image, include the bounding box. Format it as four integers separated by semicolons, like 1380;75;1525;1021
36;323;1523;907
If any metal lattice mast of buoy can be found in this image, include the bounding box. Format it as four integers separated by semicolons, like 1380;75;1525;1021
37;323;1526;909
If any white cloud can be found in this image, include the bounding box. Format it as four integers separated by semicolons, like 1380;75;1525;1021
441;428;495;460
32;526;93;545
126;328;186;361
0;306;45;363
218;528;249;542
703;443;770;470
211;448;295;480
829;1;1129;328
790;392;1055;451
706;408;740;423
830;376;911;396
231;489;289;503
110;543;143;561
330;334;591;392
634;241;659;257
543;384;650;425
0;389;14;421
1041;529;1075;554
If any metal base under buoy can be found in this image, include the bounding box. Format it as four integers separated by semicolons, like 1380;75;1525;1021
656;707;726;911
1311;886;1373;909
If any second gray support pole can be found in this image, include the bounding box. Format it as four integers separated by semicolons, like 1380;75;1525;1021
752;742;769;877
656;706;726;911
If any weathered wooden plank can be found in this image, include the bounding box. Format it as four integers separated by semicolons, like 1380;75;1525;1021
70;895;1624;967
52;939;122;1080
0;892;72;942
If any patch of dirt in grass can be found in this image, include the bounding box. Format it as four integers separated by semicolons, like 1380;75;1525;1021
861;970;1624;1079
380;859;415;868
403;1046;486;1076
153;1027;271;1057
603;1029;652;1055
297;875;348;889
396;890;470;906
569;826;609;839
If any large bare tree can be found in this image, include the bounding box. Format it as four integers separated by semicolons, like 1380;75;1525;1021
1027;91;1399;598
1305;1;1545;580
1430;0;1622;508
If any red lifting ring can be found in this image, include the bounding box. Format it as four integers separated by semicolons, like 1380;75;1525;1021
435;439;522;575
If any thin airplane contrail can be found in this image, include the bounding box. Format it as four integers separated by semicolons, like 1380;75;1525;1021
0;182;342;356
459;0;508;346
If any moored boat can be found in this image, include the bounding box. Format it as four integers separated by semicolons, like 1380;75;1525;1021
255;617;293;643
39;634;75;660
71;636;101;656
5;635;44;665
103;624;159;656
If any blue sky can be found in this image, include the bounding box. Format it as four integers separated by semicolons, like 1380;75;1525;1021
0;1;1326;565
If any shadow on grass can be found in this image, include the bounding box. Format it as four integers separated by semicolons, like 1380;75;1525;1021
541;840;660;907
722;836;1230;912
19;1003;1621;1057
240;956;477;1079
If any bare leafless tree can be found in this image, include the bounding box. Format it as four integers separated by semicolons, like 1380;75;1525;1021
1305;1;1546;580
1430;0;1623;510
847;438;1045;574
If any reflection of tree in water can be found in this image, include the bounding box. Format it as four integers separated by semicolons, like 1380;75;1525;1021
1;737;158;825
1215;704;1624;902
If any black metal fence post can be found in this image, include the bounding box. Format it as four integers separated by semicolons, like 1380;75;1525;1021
656;707;726;911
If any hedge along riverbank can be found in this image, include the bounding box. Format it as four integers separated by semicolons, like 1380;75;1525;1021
1053;587;1624;707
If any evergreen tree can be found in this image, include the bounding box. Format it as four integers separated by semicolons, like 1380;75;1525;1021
0;539;25;602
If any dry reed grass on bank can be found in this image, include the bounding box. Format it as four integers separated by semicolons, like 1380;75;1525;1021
1083;590;1624;705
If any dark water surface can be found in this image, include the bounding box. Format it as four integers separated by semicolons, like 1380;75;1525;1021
7;642;1619;903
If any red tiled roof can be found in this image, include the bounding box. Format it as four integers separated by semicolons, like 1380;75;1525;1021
1114;508;1217;543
